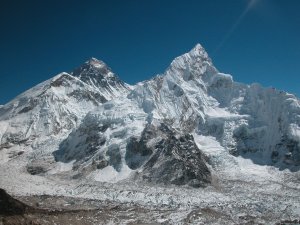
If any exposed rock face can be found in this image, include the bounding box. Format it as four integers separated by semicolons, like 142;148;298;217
54;120;107;164
274;135;300;168
125;126;153;170
71;58;130;99
137;124;211;187
27;164;49;175
0;189;28;215
106;144;122;172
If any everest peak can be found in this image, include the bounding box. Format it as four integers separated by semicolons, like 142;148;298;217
72;57;114;78
86;57;107;68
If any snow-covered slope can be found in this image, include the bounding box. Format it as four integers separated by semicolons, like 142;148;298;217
0;59;131;165
27;44;300;184
0;44;300;223
129;44;300;170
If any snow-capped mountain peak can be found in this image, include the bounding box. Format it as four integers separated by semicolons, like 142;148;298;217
84;57;113;71
87;57;104;63
189;43;209;58
165;44;216;86
169;44;212;70
0;45;299;222
0;57;131;154
72;57;115;79
71;58;131;99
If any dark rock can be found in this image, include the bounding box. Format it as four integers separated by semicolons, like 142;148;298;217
67;89;107;105
18;99;38;114
53;123;107;164
137;124;211;187
106;145;122;172
96;160;109;169
0;189;28;215
71;58;129;94
125;128;153;170
27;165;47;175
50;74;74;87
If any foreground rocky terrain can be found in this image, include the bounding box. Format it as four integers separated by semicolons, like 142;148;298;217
0;44;300;224
1;188;299;225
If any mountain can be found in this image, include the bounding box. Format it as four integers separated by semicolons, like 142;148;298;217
129;44;300;170
0;59;130;150
0;44;299;224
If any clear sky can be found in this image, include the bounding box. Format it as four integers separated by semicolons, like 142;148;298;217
0;0;299;104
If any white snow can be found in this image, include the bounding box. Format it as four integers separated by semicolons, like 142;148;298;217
92;165;133;183
48;160;75;174
0;44;299;223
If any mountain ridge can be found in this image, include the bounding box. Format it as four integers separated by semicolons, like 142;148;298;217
0;43;299;171
0;44;299;224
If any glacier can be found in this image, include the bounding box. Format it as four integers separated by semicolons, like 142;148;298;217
0;43;299;224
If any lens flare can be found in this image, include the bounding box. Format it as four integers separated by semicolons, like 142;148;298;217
213;0;259;55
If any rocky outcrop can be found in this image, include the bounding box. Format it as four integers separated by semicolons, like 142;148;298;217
137;124;211;187
0;189;28;216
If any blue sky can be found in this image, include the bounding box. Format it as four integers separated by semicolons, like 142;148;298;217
0;0;299;104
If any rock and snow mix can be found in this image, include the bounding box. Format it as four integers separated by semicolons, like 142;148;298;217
0;44;299;224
